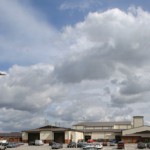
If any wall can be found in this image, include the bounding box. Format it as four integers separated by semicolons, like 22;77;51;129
22;132;28;142
40;131;53;143
133;116;144;128
65;131;83;143
114;125;131;129
73;131;83;143
92;132;116;140
65;131;71;143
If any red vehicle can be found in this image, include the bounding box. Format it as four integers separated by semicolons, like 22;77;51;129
87;139;95;143
117;141;125;149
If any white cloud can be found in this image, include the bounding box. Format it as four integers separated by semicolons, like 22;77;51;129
1;2;150;131
59;0;102;11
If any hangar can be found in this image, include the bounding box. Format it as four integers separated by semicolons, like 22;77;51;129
22;116;150;144
22;125;83;144
73;116;150;143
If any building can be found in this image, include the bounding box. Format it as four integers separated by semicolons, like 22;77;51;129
0;132;22;142
22;116;150;144
73;116;150;143
22;125;83;144
122;116;150;143
73;120;132;142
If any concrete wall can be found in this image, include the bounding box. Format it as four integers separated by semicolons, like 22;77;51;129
92;132;116;140
133;116;144;128
65;131;83;143
73;131;83;143
40;131;53;141
73;126;84;130
22;132;28;142
114;125;132;129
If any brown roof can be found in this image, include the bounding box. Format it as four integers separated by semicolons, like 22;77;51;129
23;125;82;133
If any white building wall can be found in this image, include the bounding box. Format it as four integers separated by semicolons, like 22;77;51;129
22;132;28;141
92;132;116;140
65;131;83;143
73;132;83;143
40;131;53;140
73;126;84;130
133;116;144;128
114;125;131;129
65;131;71;140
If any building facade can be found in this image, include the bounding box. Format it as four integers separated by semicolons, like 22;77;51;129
73;116;150;143
0;132;22;142
22;125;83;144
22;116;150;144
73;121;132;142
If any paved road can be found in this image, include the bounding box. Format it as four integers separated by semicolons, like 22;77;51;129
7;143;140;150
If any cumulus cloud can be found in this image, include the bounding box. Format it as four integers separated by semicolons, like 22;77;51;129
1;2;150;131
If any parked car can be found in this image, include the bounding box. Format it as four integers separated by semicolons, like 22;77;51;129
35;140;44;146
147;143;150;149
109;141;116;146
0;143;6;150
137;142;146;149
102;141;107;146
117;141;125;149
49;141;56;146
51;142;63;149
94;143;103;149
6;142;17;148
28;141;35;145
77;142;87;148
83;143;95;149
83;147;99;150
67;142;76;148
87;139;95;143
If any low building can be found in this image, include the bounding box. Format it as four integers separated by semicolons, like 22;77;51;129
122;116;150;143
0;132;22;142
22;125;83;144
73;116;150;143
22;116;150;144
73;121;132;142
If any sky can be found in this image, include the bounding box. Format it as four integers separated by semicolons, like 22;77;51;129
0;0;150;132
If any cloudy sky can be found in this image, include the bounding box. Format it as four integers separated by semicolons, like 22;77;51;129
1;0;150;132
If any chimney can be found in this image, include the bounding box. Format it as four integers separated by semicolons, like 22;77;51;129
133;116;144;128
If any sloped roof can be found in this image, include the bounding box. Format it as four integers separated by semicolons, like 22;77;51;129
23;125;82;133
122;125;150;136
73;121;131;127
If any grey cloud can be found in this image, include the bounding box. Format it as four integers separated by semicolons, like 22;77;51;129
55;8;150;83
1;5;150;131
0;64;66;112
54;48;115;83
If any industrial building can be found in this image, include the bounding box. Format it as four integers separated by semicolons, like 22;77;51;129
22;116;150;144
22;125;83;144
73;116;150;143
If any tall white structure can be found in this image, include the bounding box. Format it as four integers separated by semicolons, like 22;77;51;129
133;116;144;128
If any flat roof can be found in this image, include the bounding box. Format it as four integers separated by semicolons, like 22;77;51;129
73;121;131;127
